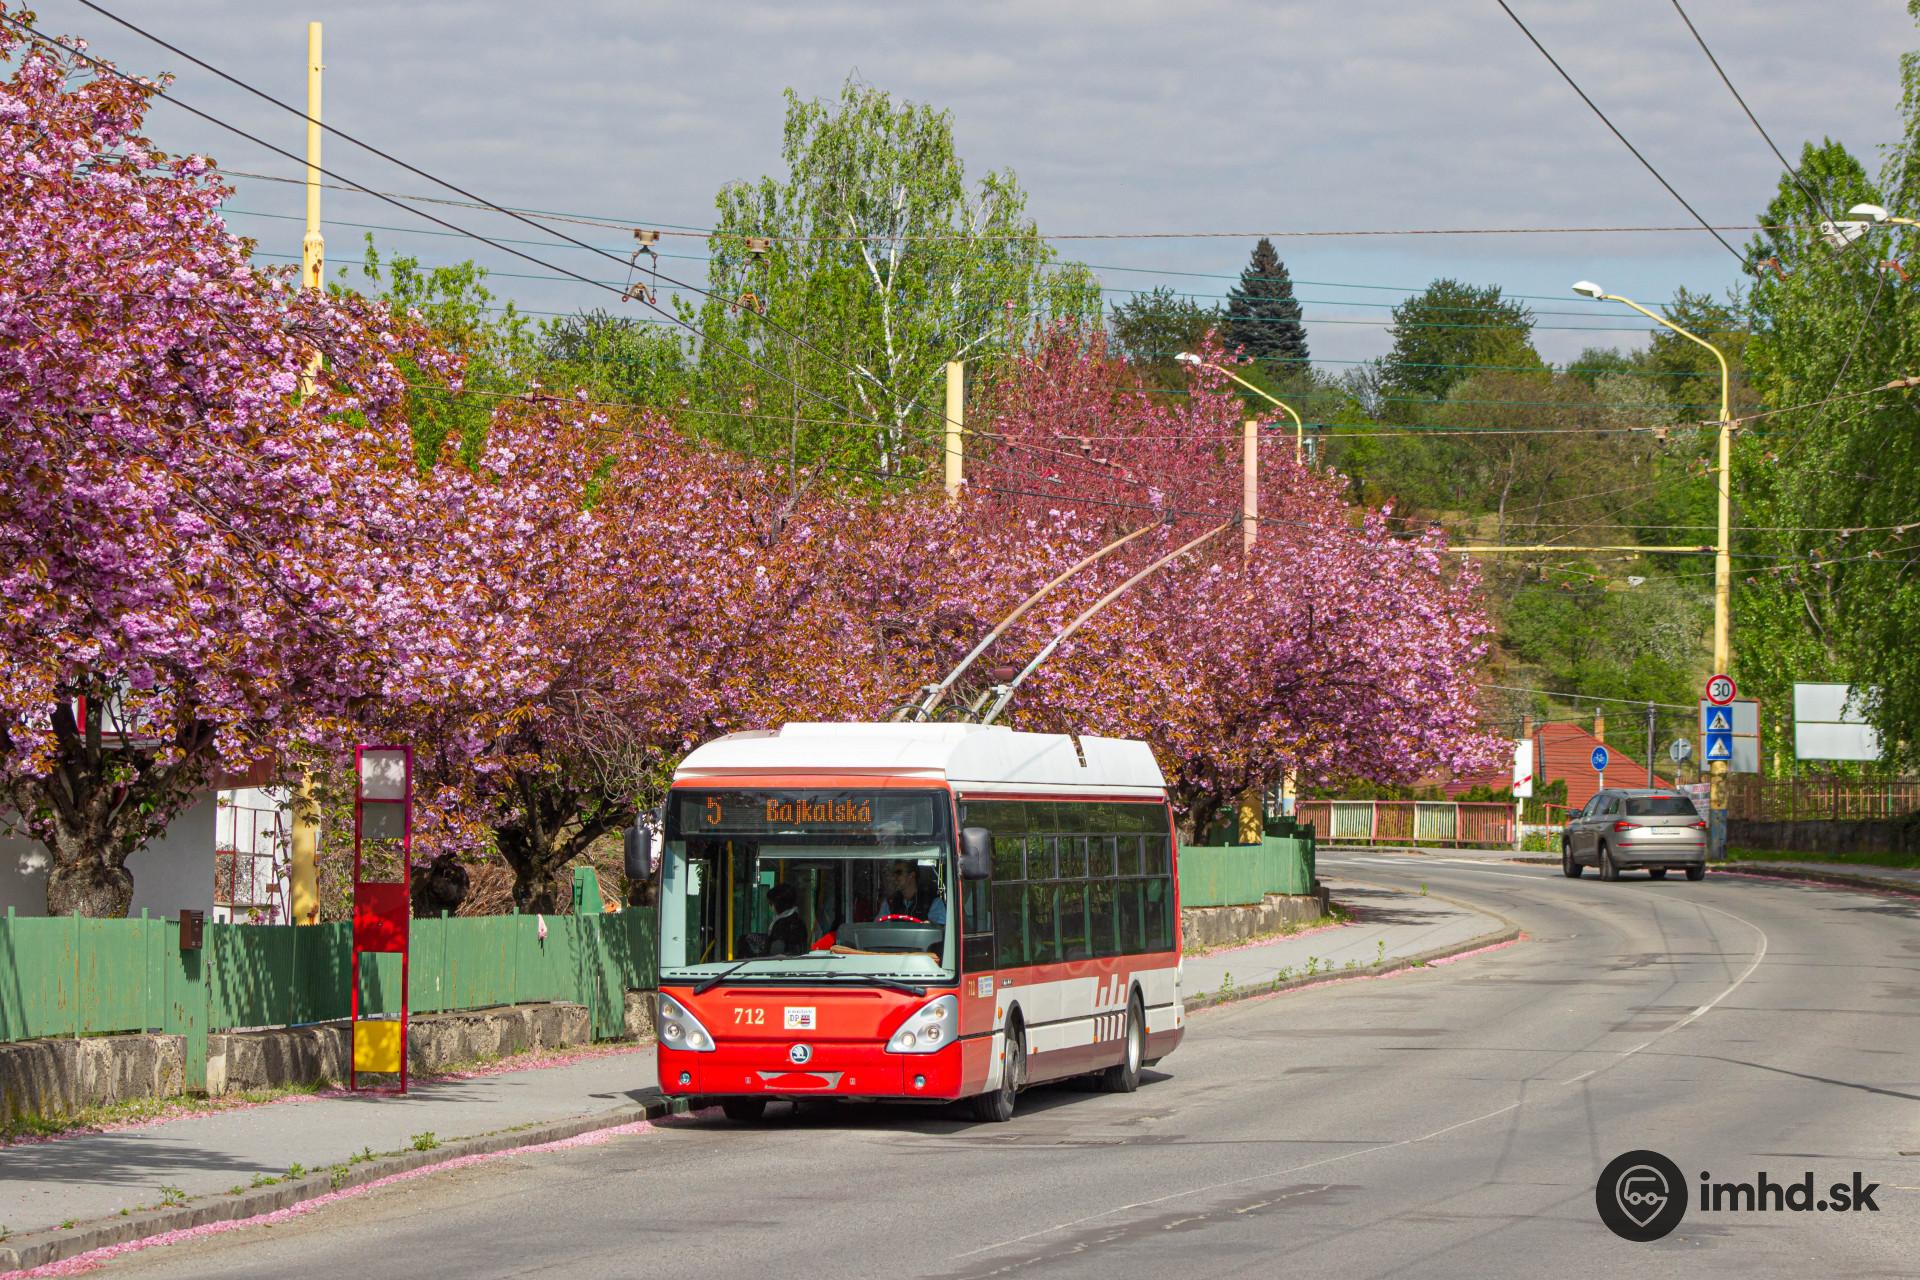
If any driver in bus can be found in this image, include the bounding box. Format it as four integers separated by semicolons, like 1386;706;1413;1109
880;861;946;925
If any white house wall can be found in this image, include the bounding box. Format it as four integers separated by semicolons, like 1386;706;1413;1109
0;792;216;919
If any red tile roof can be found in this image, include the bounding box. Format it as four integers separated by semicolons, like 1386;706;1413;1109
1445;722;1671;810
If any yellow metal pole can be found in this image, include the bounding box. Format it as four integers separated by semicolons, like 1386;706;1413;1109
1599;291;1732;852
290;21;323;925
1242;418;1258;556
1197;360;1304;463
1455;544;1713;554
943;360;964;499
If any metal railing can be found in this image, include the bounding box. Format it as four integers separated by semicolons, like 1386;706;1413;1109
1727;776;1920;822
1296;800;1515;848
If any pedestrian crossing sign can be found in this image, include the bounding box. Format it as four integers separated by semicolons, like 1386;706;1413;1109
1704;731;1733;762
1703;706;1732;733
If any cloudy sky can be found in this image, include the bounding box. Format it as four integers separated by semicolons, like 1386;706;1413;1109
23;1;1918;369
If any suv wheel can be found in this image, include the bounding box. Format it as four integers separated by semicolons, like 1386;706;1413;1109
1686;864;1707;881
1562;841;1583;878
1599;844;1619;882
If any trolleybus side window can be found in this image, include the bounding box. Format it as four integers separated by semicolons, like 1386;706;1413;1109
964;797;1177;968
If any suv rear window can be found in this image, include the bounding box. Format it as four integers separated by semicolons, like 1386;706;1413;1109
1625;796;1696;817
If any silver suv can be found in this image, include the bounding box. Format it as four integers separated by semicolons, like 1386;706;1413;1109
1562;789;1707;882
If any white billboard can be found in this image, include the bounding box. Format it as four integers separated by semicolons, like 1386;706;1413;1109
1510;739;1534;799
1792;682;1882;762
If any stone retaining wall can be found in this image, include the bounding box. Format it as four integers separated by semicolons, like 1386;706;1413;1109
1181;887;1331;951
1730;815;1920;857
2;993;654;1125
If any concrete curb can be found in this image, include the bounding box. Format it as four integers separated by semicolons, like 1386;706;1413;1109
1715;863;1920;899
0;1094;691;1274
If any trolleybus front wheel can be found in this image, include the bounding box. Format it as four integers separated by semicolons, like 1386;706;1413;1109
972;1020;1025;1123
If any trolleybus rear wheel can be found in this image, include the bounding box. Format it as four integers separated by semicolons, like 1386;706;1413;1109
1099;993;1145;1093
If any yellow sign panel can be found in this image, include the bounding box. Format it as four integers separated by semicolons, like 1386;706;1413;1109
353;1019;403;1074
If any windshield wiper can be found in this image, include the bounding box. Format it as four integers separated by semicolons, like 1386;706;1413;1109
754;970;928;996
691;953;819;995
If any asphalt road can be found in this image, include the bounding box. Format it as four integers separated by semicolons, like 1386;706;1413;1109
89;856;1920;1279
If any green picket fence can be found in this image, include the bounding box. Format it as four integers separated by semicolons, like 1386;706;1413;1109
0;905;655;1047
1178;832;1316;907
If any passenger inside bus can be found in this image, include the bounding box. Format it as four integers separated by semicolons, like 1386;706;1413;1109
765;882;809;955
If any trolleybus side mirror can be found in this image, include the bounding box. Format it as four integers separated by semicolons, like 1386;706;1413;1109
960;827;993;881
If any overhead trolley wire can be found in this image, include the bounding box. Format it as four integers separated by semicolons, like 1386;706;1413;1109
205;163;1786;242
1494;0;1748;266
59;1;889;415
1666;0;1835;223
3;11;894;440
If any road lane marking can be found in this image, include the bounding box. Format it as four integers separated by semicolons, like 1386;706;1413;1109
951;1097;1526;1261
959;869;1773;1264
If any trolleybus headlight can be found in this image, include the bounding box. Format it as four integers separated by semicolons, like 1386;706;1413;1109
657;994;716;1052
886;995;959;1054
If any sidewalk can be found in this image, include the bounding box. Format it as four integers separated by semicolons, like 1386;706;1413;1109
0;876;1512;1255
1327;843;1920;894
1182;875;1510;1003
1721;859;1920;894
0;1048;661;1243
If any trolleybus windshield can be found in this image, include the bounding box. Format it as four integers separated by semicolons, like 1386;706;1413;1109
659;789;957;987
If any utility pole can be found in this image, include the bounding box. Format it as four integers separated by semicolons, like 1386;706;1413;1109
943;361;964;499
1237;417;1261;841
1645;701;1656;787
289;21;324;926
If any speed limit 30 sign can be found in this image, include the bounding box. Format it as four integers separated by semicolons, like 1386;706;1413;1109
1706;674;1737;706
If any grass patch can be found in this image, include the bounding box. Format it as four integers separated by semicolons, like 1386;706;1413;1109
0;1081;326;1145
1724;847;1920;871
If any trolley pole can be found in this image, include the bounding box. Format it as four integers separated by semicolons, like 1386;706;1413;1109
290;20;324;925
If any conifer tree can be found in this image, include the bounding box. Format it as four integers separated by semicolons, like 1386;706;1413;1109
1223;238;1309;371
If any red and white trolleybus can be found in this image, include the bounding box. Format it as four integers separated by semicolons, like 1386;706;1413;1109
655;721;1185;1122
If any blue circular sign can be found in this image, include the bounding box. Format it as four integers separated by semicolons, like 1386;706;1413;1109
1591;745;1610;772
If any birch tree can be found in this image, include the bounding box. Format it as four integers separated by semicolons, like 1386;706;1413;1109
685;80;1099;480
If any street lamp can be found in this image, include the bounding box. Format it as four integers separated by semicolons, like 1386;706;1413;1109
1572;281;1734;857
1176;352;1306;463
1848;202;1919;228
1813;204;1913;250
